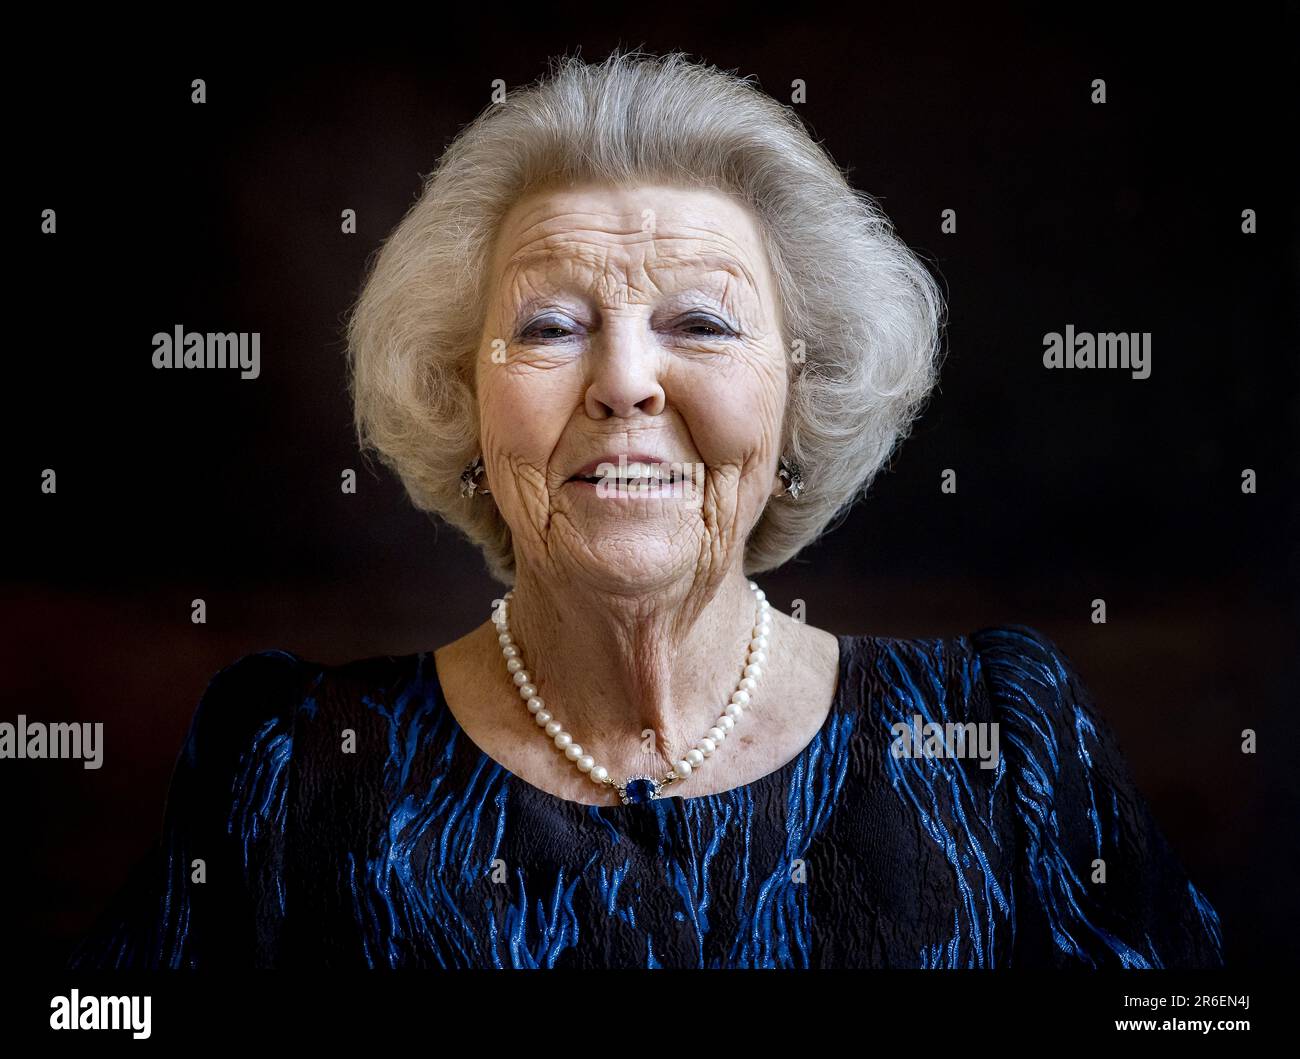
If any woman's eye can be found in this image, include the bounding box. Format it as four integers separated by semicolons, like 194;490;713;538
519;316;577;341
518;313;734;341
678;315;734;338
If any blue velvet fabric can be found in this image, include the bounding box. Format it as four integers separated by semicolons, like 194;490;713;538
67;624;1224;969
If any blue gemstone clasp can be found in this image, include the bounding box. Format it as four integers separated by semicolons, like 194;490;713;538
618;776;664;805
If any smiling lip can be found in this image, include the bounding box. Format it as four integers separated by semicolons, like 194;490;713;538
567;453;679;480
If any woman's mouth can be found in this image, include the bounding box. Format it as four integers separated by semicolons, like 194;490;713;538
566;460;702;497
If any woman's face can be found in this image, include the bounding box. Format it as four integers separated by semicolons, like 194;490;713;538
475;183;788;592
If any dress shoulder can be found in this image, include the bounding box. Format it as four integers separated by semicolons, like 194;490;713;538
179;649;312;776
65;649;316;969
969;623;1224;968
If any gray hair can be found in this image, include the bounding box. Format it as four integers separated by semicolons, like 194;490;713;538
346;48;946;585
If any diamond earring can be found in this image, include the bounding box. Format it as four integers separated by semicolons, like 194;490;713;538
775;455;804;500
460;454;491;497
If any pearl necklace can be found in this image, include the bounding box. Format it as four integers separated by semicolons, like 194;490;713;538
491;581;772;804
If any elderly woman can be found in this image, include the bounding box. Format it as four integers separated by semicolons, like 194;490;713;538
68;50;1223;970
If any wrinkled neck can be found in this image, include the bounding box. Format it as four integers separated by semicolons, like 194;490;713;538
500;564;762;775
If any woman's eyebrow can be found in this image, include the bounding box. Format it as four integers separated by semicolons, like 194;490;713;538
505;242;757;287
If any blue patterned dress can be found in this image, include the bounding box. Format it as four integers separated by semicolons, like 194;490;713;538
66;624;1224;969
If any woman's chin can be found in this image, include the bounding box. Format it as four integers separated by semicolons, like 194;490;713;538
552;534;702;591
551;490;704;537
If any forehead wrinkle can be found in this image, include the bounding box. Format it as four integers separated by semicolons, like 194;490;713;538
644;253;760;301
504;239;622;280
500;209;652;261
500;206;762;277
494;207;770;322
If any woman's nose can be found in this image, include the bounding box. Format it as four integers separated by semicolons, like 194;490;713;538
583;320;667;419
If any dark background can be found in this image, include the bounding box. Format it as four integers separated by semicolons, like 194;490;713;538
5;6;1297;971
